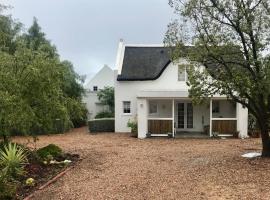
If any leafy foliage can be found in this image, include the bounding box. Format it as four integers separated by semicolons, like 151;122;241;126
36;144;62;160
97;87;115;113
127;119;138;137
165;0;270;156
0;173;16;200
95;111;114;119
88;119;115;133
0;6;87;139
0;143;28;179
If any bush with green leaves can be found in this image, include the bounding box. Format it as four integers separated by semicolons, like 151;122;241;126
97;87;114;113
95;111;114;119
36;144;62;160
127;119;138;137
88;118;115;133
0;173;16;200
0;143;28;179
0;8;87;140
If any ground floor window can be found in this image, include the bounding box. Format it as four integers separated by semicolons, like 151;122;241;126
123;101;131;114
149;101;158;114
212;101;220;113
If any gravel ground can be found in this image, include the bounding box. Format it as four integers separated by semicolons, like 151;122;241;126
13;127;270;200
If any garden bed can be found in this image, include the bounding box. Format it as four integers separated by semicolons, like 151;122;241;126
17;153;80;199
0;142;80;200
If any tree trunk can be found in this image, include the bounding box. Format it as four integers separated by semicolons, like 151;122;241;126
3;134;8;143
261;128;270;157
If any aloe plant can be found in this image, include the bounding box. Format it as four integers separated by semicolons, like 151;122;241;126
0;143;28;178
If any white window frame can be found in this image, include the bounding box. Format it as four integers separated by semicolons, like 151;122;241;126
123;101;131;115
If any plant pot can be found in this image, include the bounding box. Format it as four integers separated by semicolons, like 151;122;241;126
130;130;138;138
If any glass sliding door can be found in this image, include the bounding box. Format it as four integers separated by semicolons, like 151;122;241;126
177;103;184;128
187;103;193;128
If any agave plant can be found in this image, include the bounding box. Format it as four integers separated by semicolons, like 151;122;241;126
0;143;28;179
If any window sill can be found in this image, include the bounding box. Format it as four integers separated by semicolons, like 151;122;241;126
122;113;132;116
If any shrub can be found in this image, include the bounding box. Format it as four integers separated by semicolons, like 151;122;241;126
0;143;28;179
88;118;115;133
95;111;114;119
0;173;17;200
127;119;138;137
36;144;62;160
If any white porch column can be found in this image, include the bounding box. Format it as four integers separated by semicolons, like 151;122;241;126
172;99;175;137
137;98;148;139
236;103;248;138
209;98;213;137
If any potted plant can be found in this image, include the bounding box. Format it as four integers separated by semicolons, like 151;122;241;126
127;118;137;137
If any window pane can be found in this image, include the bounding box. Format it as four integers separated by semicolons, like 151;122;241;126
212;101;220;113
149;101;158;114
123;101;131;113
187;103;193;128
178;103;184;128
178;65;186;81
93;86;98;91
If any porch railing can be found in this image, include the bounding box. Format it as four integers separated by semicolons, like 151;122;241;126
212;119;237;135
148;119;173;135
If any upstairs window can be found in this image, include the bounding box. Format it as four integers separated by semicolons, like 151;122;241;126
123;101;131;114
93;86;98;91
178;65;188;81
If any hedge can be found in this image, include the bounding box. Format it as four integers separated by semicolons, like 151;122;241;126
88;118;115;133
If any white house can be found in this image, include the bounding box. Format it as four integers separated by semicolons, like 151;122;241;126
114;41;248;139
83;65;114;119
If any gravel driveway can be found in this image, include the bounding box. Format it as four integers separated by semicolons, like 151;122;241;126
14;127;270;200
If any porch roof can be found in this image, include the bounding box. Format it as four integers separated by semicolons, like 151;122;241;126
137;90;189;98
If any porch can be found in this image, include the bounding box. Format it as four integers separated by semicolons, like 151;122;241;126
137;97;243;138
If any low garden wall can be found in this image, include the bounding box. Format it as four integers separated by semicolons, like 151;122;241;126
88;118;115;133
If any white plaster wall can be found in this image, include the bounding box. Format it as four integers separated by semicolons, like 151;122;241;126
237;103;248;138
82;92;109;120
83;65;114;120
137;99;148;139
115;60;190;132
85;65;114;91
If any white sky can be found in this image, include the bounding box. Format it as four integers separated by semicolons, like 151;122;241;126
2;0;176;75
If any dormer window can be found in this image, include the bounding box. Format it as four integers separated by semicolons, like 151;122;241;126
178;65;188;82
93;86;98;91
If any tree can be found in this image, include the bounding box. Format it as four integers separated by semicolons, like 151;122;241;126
97;87;115;113
60;60;87;127
0;5;21;54
0;6;87;140
165;0;270;156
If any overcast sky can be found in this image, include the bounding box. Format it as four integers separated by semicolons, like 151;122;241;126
2;0;175;75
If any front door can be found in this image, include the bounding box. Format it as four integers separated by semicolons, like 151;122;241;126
177;103;193;129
